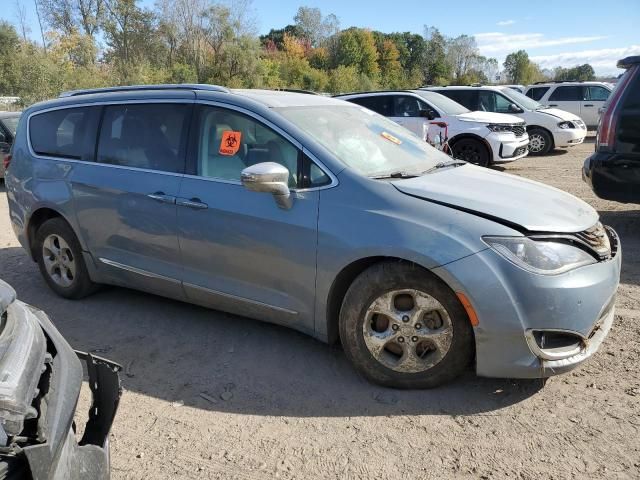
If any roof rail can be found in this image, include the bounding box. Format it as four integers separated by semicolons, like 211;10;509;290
273;88;318;95
533;80;584;85
59;84;230;98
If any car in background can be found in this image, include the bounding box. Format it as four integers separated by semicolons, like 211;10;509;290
525;82;612;128
336;90;529;167
0;279;121;479
583;56;640;203
0;112;21;179
426;85;587;155
503;84;526;94
5;85;620;389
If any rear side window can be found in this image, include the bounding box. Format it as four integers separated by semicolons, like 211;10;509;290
97;104;189;173
549;86;585;101
526;87;549;101
438;90;477;110
29;107;99;160
347;96;395;116
588;86;610;101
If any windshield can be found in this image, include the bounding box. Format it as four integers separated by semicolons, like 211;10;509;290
2;114;20;135
276;105;453;177
498;88;542;110
413;90;470;115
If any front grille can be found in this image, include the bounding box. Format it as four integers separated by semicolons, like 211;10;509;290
511;125;526;137
574;222;613;260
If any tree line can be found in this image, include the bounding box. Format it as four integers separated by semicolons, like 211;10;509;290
0;0;597;106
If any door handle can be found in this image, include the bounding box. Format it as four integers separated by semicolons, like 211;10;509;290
548;104;558;107
176;198;208;209
584;104;594;107
147;192;176;204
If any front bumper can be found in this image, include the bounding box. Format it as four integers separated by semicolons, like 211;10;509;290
553;128;586;148
433;229;621;378
22;306;122;480
486;132;529;163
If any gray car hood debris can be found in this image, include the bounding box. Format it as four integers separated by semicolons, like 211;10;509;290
393;164;598;233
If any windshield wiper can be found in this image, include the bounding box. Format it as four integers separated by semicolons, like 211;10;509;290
422;159;467;174
370;171;419;180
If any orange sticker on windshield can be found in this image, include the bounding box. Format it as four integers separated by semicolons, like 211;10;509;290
219;131;242;156
381;131;401;145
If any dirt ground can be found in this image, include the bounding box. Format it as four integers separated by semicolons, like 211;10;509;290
1;135;639;479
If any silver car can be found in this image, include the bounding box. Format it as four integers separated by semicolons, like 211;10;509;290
6;85;620;388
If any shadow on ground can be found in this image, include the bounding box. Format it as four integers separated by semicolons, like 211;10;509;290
0;244;544;418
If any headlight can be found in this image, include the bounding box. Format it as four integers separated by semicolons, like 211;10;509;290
484;236;596;275
486;124;514;133
558;121;575;129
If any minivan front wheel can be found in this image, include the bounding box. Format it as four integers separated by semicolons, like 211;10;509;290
35;218;97;299
528;128;553;155
339;261;474;388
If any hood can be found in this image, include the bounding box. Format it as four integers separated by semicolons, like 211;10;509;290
536;107;581;122
393;165;598;233
456;111;524;124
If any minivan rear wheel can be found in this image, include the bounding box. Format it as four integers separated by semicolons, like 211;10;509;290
35;218;98;299
339;261;474;388
451;138;490;167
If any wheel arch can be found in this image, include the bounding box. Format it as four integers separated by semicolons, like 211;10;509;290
448;133;493;159
325;256;457;345
526;125;555;149
26;207;74;260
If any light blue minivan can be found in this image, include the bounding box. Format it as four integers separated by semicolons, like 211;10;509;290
6;85;621;388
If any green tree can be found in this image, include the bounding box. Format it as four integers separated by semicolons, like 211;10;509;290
332;28;379;78
378;39;403;88
503;50;531;84
423;27;450;85
328;65;360;93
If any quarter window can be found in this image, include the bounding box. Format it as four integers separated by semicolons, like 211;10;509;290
549;86;585;101
526;87;550;101
29;107;99;160
194;106;301;187
97;104;189;173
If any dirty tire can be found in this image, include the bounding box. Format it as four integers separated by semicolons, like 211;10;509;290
528;128;553;155
35;217;98;299
451;138;490;167
339;261;474;389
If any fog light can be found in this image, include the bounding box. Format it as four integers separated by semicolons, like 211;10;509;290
525;329;584;361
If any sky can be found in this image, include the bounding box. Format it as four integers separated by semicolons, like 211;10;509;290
4;0;639;76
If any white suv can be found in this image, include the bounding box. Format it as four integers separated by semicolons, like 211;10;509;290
524;82;612;128
427;86;587;155
336;90;529;167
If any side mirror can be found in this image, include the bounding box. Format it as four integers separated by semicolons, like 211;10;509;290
420;109;438;120
508;103;523;114
241;162;292;209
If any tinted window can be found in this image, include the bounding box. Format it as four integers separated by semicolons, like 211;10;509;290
30;107;99;160
588;86;610;101
394;96;426;117
549;86;585;101
97;104;188;173
526;87;550;101
435;90;476;110
348;96;394;116
195;106;301;187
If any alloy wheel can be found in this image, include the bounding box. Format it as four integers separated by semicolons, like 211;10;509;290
362;289;453;373
42;234;76;288
529;133;545;153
